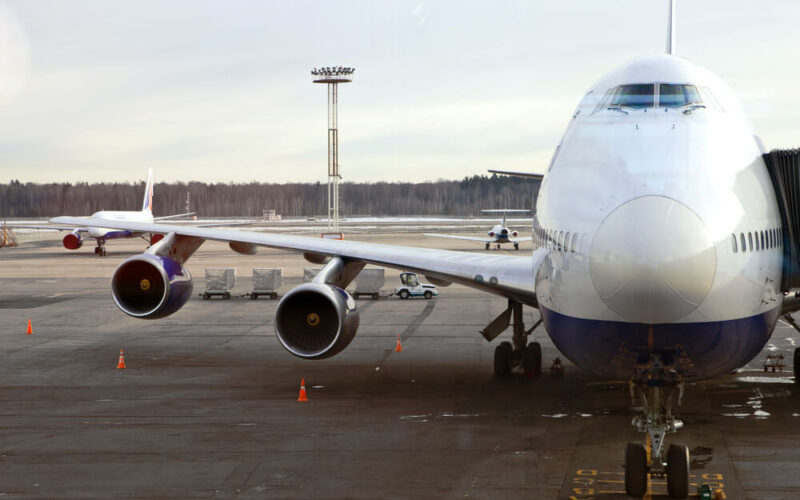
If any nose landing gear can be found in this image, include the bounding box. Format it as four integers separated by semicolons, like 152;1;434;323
625;354;689;499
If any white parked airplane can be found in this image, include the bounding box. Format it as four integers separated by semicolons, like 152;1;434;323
9;168;194;256
424;209;531;250
49;2;800;497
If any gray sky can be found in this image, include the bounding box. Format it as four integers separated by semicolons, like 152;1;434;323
0;0;798;184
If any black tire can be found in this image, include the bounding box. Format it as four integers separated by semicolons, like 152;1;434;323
424;290;432;300
514;243;519;250
624;442;647;497
666;443;690;499
399;290;410;300
522;341;542;377
202;294;209;300
485;243;490;250
794;347;800;383
493;341;513;377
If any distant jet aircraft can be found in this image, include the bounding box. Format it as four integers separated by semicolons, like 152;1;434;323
424;209;531;250
48;1;800;497
8;168;194;256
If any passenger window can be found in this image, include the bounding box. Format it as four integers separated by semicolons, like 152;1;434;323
610;84;655;109
658;84;702;108
748;232;753;251
761;231;765;250
731;234;737;253
740;233;746;252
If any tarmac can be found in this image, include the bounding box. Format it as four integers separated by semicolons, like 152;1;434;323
1;229;799;499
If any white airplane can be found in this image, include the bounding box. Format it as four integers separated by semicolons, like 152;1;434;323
425;209;531;250
8;168;194;256
50;2;800;497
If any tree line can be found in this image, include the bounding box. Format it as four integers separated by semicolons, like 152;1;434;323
0;175;540;218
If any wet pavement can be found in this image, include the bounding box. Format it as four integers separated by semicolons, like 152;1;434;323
1;240;799;499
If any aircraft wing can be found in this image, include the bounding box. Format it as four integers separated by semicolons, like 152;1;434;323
509;236;532;242
1;223;88;232
52;216;538;306
423;233;494;243
154;212;196;221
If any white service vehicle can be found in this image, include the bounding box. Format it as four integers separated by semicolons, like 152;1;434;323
394;272;438;300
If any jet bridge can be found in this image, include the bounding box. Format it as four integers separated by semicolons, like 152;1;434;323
764;149;800;291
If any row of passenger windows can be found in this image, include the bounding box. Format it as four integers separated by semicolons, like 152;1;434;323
731;228;781;253
534;227;586;254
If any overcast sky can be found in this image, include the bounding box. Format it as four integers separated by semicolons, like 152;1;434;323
0;0;798;184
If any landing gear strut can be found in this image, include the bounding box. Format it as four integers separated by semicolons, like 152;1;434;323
625;354;689;499
488;300;542;377
93;239;107;257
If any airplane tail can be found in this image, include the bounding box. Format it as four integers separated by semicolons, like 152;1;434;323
141;168;154;214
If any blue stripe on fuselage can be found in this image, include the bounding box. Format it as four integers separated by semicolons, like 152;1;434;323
540;305;779;380
103;230;133;240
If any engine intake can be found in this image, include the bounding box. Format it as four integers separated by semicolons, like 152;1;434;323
111;254;193;319
63;231;83;250
274;283;359;359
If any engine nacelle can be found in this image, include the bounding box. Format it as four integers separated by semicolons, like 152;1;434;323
512;231;519;237
63;231;83;250
274;283;360;359
488;231;495;237
111;254;193;319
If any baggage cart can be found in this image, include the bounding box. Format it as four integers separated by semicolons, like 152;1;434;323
245;268;282;299
201;268;236;300
352;268;384;300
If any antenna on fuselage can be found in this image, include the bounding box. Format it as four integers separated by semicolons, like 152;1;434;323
666;0;676;55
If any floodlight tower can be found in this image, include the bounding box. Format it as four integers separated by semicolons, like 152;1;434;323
311;66;355;233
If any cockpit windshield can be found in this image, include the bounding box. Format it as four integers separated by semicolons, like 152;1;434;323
658;84;701;108
609;84;654;109
594;82;721;113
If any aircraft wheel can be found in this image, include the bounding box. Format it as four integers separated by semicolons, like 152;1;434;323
666;443;690;499
485;243;490;250
794;347;800;383
522;341;541;377
423;290;432;300
514;243;519;250
624;442;647;497
399;290;410;300
493;341;513;377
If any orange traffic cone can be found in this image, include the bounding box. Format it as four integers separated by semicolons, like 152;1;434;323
26;319;33;335
116;348;126;369
297;378;308;402
395;335;403;352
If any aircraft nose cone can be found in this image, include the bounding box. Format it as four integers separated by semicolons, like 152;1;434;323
590;196;716;324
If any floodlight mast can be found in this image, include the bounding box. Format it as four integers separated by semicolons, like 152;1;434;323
311;66;355;233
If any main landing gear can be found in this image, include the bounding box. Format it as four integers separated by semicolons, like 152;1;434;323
513;242;519;250
93;239;107;257
485;242;490;250
482;300;542;377
625;354;689;499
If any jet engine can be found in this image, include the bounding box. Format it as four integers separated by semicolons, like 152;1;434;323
111;254;193;319
512;231;518;237
274;283;359;359
488;231;495;237
63;231;83;250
